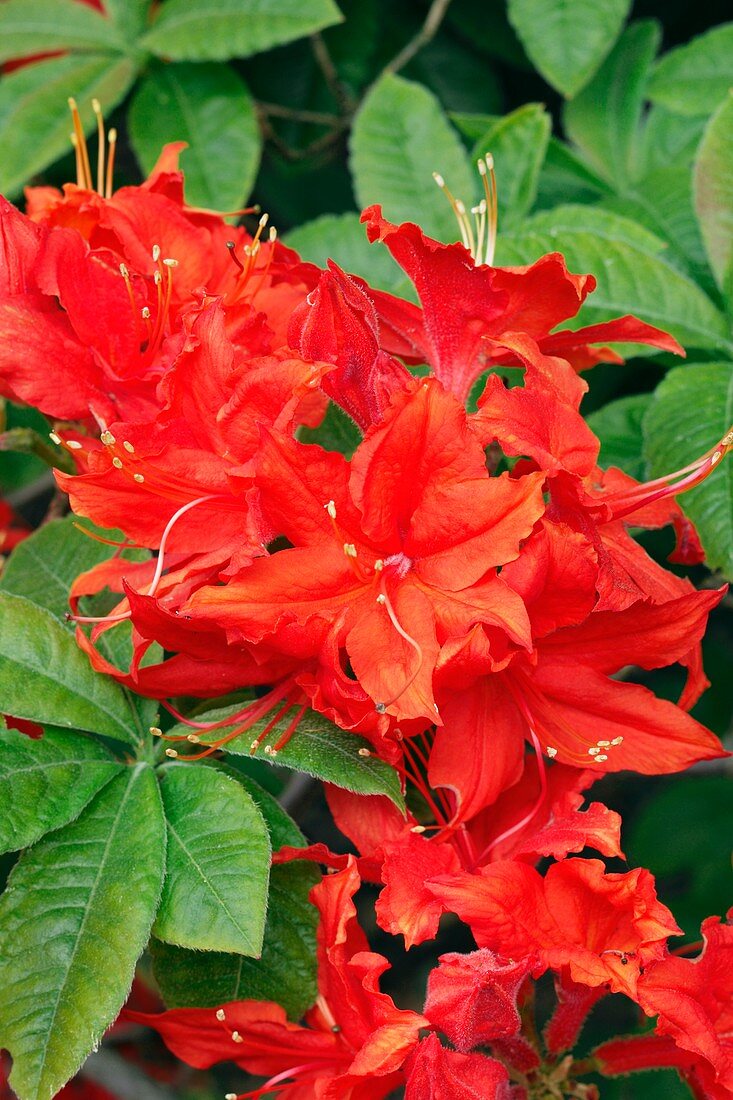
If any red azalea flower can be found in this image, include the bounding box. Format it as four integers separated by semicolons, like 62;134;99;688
183;378;545;725
0;498;29;555
360;205;680;403
0;128;319;426
423;950;532;1053
126;859;427;1098
404;1034;511;1100
427;858;681;1000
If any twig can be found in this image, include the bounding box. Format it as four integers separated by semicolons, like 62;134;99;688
258;101;341;126
311;32;356;112
379;0;454;78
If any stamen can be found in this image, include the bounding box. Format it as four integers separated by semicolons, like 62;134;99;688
147;494;218;598
605;426;733;522
68;98;92;190
226;240;245;273
478;154;498;265
373;580;424;714
105;128;117;199
92;98;105;196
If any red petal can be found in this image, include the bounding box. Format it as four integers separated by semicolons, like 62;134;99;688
405;1034;511;1100
424;949;530;1050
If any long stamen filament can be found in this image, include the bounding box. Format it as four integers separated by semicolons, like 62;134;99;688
105;128;117;199
68;98;92;190
92;98;105;196
374;581;424;713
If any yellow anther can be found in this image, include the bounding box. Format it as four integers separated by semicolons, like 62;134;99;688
112;456;123;469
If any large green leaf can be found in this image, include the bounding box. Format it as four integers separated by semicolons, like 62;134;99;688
152;769;318;1019
507;0;630;98
350;73;474;242
694;93;733;296
166;703;404;808
129;62;261;212
285;212;409;294
470;103;551;227
0;0;125;62
648;24;733;119
586;393;651;480
0;594;136;745
604;164;713;293
564;21;660;191
496;206;731;355
635;106;706;179
154;763;270;955
535;137;611;210
0;725;122;855
0;516;133;623
0;53;137;198
141;0;342;62
644;363;733;579
99;0;150;40
0;765;165;1100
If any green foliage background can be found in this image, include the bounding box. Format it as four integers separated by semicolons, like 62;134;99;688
0;2;732;1098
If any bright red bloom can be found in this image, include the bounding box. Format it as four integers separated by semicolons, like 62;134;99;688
423;950;532;1053
289;260;411;431
404;1034;511;1100
361;207;681;403
0;141;319;427
184;378;544;726
126;859;426;1098
427;858;681;999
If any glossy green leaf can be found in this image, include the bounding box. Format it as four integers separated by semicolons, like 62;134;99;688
564;21;660;190
496;206;731;354
694;93;733;295
507;0;630;97
167;704;405;809
470;103;551;226
0;766;165;1100
0;725;122;855
285;211;409;293
129;62;261;211
99;0;150;40
350;73;474;242
0;0;125;63
141;0;342;62
587;393;651;480
299;400;362;459
635;106;706;178
604;164;713;292
0;53;137;198
648;23;733;118
152;770;318;1019
154;764;270;955
644;363;733;579
535;137;610;210
0;594;135;745
0;516;133;623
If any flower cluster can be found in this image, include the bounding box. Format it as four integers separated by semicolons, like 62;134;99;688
1;123;731;1098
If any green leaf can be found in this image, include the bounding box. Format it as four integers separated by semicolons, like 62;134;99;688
350;73;474;242
694;93;733;295
0;594;136;745
299;400;362;459
564;20;660;191
0;724;122;855
152;771;318;1019
603;164;713;292
1;516;132;623
0;0;126;62
587;393;651;480
154;763;270;955
644;363;733;579
99;0;150;40
507;0;630;98
285;211;409;294
167;704;405;809
535;137;610;210
141;0;342;62
129;62;261;212
0;53;137;198
635;106;706;179
470;103;551;227
648;23;733;118
0;765;165;1100
496;206;731;355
